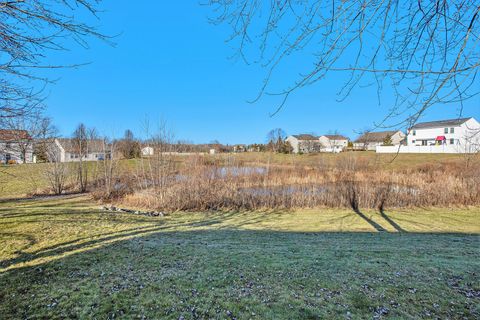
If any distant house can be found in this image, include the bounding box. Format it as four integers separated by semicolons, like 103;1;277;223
354;130;405;151
247;144;262;152
141;146;154;157
407;117;479;149
286;134;322;154
50;138;110;162
318;135;349;153
233;144;247;153
0;129;35;164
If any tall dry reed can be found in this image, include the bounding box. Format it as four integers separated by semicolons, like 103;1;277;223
113;154;480;212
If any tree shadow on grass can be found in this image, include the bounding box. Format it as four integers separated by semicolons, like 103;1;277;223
352;208;387;232
0;214;233;271
0;193;84;205
0;206;379;272
349;195;406;233
380;208;407;233
0;228;478;319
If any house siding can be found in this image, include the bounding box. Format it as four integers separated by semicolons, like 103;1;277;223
0;142;35;164
318;136;348;152
378;118;479;153
354;131;405;151
49;139;110;163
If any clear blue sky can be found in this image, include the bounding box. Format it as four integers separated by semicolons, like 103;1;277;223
43;1;479;144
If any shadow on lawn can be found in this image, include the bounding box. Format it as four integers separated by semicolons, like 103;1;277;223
352;208;387;232
352;206;406;233
1;226;476;275
0;213;233;271
1;226;479;319
0;207;346;271
0;195;461;274
380;208;407;233
0;193;85;205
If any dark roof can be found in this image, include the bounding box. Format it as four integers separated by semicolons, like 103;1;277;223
0;129;32;141
292;134;318;141
410;117;472;130
355;131;400;143
322;135;349;140
57;138;107;153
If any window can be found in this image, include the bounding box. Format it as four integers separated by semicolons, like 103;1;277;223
412;140;416;144
444;128;448;134
5;143;11;149
412;130;416;136
450;138;455;145
422;140;428;146
450;128;455;134
70;154;74;159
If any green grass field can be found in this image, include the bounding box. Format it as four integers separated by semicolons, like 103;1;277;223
0;159;139;198
1;196;479;319
222;151;470;170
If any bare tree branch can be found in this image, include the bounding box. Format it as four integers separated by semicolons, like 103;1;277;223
208;1;480;127
0;0;109;120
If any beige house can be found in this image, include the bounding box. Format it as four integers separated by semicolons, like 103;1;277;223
318;135;349;153
50;138;110;162
286;134;322;154
233;144;247;153
353;130;405;151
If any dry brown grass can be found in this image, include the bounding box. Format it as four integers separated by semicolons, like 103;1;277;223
112;153;480;212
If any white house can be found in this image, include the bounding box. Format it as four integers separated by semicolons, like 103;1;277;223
233;144;247;153
49;138;110;162
353;130;405;151
0;129;35;164
408;117;479;148
318;135;349;153
286;134;322;154
141;146;154;157
377;117;480;154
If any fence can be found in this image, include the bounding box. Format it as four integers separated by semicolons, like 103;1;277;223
376;144;478;154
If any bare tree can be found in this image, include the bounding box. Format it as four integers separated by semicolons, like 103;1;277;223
72;123;97;192
44;154;70;195
38;122;71;195
0;0;108;121
266;128;287;152
119;129;141;159
3;112;56;163
34;118;59;163
136;119;177;205
209;1;480;127
98;137;118;198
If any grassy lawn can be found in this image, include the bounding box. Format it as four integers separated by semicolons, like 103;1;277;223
0;160;138;198
1;196;479;319
222;151;470;170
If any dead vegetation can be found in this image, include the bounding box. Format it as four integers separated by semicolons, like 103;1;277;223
111;153;480;212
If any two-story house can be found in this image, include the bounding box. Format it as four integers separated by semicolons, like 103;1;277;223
353;130;405;151
318;135;349;153
0;129;35;164
286;134;322;154
407;117;480;152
